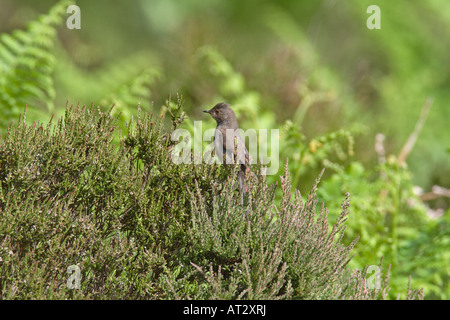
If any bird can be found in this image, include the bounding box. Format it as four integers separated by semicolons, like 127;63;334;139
203;103;249;197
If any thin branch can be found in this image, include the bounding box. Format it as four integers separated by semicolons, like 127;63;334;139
419;185;450;201
398;97;434;164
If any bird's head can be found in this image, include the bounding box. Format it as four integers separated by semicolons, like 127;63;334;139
203;102;236;124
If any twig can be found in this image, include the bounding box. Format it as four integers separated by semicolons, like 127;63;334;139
398;97;434;165
419;185;450;201
375;133;386;165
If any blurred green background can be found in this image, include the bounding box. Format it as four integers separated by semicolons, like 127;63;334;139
0;0;448;299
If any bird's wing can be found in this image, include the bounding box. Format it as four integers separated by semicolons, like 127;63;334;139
234;133;250;165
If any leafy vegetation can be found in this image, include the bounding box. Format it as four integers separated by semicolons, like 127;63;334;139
0;0;448;299
0;0;72;127
0;102;423;299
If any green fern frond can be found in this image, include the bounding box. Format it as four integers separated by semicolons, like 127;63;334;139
0;0;73;129
53;49;161;121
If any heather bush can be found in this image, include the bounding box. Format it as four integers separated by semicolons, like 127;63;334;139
0;103;423;299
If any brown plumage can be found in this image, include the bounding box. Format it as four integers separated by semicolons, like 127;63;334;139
203;103;249;196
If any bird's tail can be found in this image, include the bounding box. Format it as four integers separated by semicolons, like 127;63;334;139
238;164;247;214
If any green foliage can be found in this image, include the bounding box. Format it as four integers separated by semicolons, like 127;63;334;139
173;166;360;299
0;1;161;134
318;160;449;299
0;0;73;129
55;50;162;129
0;0;445;300
0;103;423;299
0;101;203;298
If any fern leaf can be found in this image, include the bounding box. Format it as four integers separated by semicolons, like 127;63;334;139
0;0;73;129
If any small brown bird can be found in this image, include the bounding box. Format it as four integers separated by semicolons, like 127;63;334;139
203;103;249;195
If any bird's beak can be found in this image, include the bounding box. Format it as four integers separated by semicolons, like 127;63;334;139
203;110;210;114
